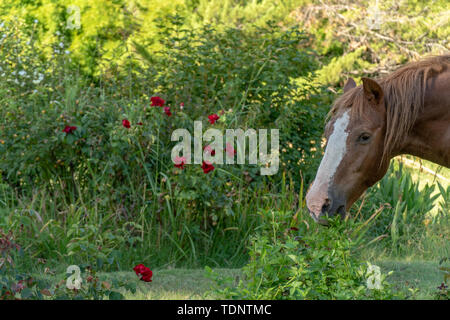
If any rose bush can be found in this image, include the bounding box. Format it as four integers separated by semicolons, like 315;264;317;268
0;16;328;270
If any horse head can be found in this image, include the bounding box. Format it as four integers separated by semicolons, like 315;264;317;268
306;77;391;224
306;55;450;224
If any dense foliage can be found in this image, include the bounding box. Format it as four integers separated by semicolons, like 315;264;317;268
0;0;448;300
207;211;402;299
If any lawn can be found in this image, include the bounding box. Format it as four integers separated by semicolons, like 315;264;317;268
376;260;445;300
108;268;241;300
95;260;443;300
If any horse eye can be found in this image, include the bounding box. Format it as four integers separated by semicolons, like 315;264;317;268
357;133;371;143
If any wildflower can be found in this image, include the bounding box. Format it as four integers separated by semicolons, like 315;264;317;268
180;102;184;110
164;106;172;117
122;119;131;129
62;125;77;134
137;122;143;126
201;161;215;174
208;114;219;124
150;96;165;107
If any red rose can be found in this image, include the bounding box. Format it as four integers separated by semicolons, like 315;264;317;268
204;145;215;156
62;125;77;134
133;264;147;275
225;142;237;158
201;161;215;174
175;162;185;169
137;122;143;126
122;119;131;129
140;268;153;282
133;264;153;282
164;106;172;117
151;96;165;107
174;156;186;169
208;114;219;124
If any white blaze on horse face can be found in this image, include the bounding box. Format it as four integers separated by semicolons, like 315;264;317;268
306;110;351;217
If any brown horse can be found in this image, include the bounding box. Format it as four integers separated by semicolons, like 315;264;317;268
306;54;450;224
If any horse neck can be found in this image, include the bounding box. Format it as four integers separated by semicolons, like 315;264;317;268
397;68;450;168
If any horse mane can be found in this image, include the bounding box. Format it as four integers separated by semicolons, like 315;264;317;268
329;54;450;163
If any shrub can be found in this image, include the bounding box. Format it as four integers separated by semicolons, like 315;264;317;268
207;210;402;299
134;15;328;182
0;16;329;269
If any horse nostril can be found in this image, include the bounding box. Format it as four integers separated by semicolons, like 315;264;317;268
321;199;331;213
337;205;346;217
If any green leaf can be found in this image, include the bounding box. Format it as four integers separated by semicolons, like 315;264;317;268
109;291;125;300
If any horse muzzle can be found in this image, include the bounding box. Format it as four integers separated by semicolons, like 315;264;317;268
306;193;346;225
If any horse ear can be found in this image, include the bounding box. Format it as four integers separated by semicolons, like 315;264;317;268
361;77;383;105
343;78;356;93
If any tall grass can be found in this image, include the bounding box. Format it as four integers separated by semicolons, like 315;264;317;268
1;169;306;271
353;163;449;261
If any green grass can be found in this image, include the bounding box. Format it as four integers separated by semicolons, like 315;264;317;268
91;261;443;300
25;267;241;299
109;269;241;300
99;268;241;300
377;260;445;300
